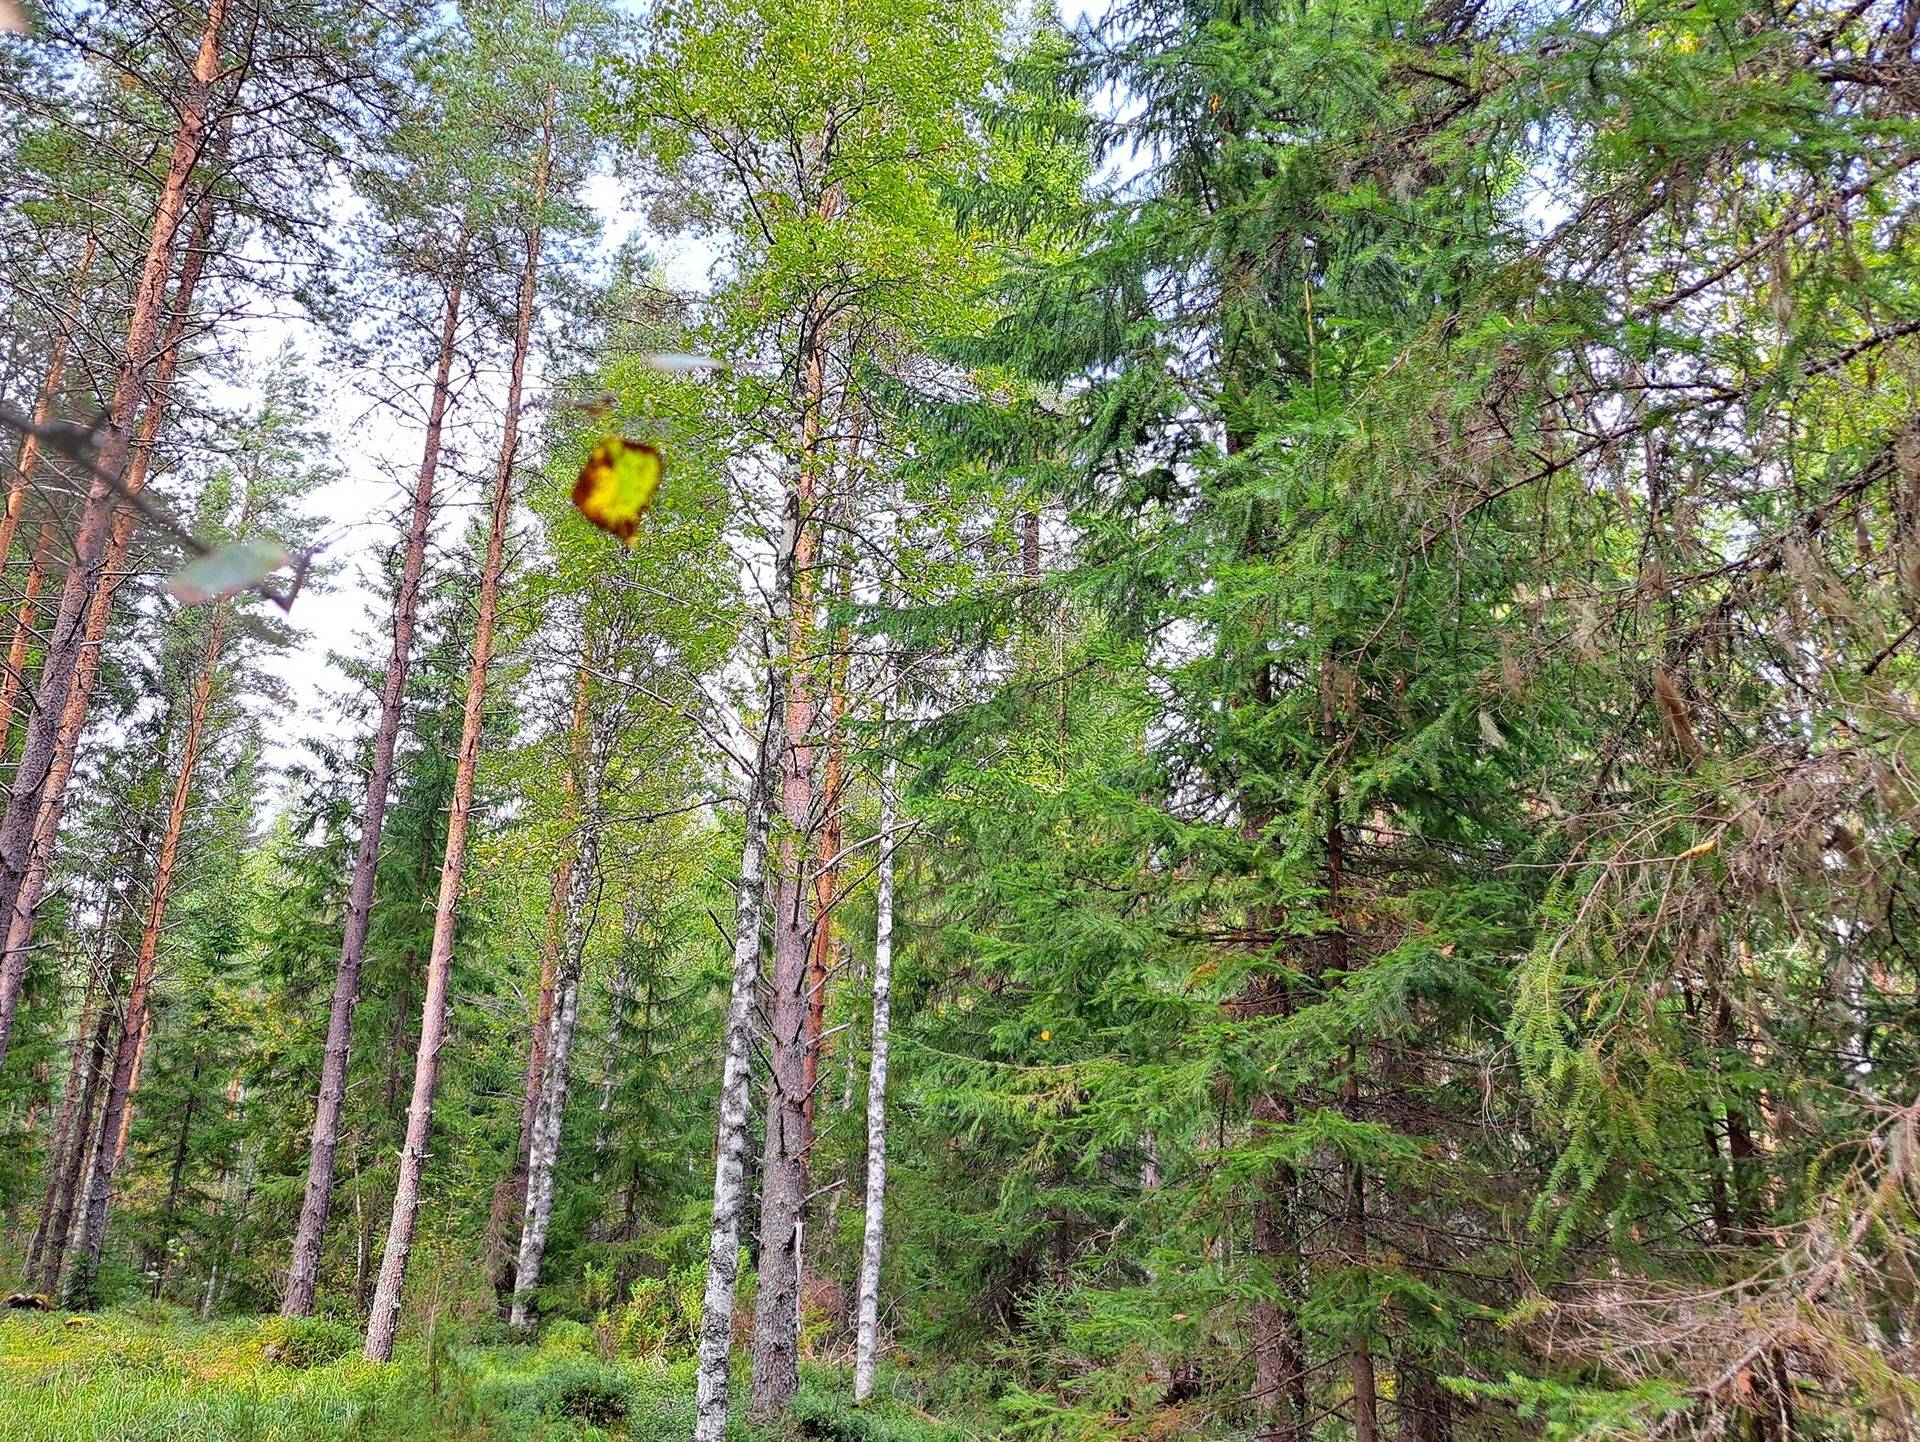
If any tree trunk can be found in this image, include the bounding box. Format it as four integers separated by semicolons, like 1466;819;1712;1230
65;603;227;1307
1329;806;1379;1442
799;580;849;1137
0;235;95;569
852;744;899;1402
0;170;215;993
0;0;229;1072
146;1058;204;1297
508;796;598;1327
749;320;831;1423
24;919;109;1281
362;166;538;1354
111;1009;152;1177
0;235;97;757
282;226;473;1318
41;1000;120;1295
692;500;798;1442
490;638;587;1311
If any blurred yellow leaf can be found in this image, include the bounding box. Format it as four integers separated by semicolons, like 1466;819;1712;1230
572;436;663;547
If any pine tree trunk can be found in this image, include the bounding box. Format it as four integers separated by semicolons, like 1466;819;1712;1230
799;552;851;1138
0;163;217;1000
34;949;120;1295
852;743;899;1402
0;235;94;569
0;0;229;1073
692;498;798;1442
362;167;538;1353
66;604;227;1307
0;235;97;757
111;1009;152;1176
24;928;109;1283
281;227;472;1319
749;318;831;1422
0;77;228;1073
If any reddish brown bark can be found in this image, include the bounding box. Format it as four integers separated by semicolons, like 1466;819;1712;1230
0;0;231;1070
750;268;835;1422
281;227;473;1318
364;183;537;1356
0;235;95;566
799;445;857;1138
0;235;98;755
66;601;228;1306
0;184;221;1065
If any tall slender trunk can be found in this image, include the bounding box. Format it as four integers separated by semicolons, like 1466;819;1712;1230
2;173;215;993
800;534;853;1138
0;235;97;755
491;639;588;1310
0;235;95;569
0;0;229;1072
509;779;599;1327
1328;807;1379;1442
146;1058;204;1297
112;1009;152;1175
197;1069;243;1318
282;228;472;1318
749;304;833;1424
692;499;798;1442
24;923;109;1283
363;157;542;1353
852;739;899;1402
1;517;57;744
34;946;121;1295
66;603;227;1306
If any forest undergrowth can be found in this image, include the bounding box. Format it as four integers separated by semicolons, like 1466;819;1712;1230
0;1307;970;1442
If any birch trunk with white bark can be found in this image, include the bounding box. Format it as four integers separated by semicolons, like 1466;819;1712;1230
852;743;899;1401
692;488;800;1442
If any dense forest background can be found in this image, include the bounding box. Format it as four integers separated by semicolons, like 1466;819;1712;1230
1;0;1917;1438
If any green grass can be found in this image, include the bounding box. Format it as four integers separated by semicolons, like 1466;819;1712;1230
0;1308;975;1442
0;1308;696;1442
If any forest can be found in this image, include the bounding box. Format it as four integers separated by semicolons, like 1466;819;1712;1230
0;0;1915;1438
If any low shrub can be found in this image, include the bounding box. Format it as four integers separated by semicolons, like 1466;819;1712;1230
491;1352;634;1428
257;1314;360;1369
786;1383;972;1442
538;1316;598;1354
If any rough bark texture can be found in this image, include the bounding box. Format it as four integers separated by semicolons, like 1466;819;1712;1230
362;193;529;1356
0;73;228;1075
491;642;587;1310
0;235;97;758
41;1004;118;1295
25;935;112;1290
0;185;220;1058
281;229;471;1319
691;493;798;1442
852;745;898;1403
66;604;226;1306
749;322;831;1422
0;4;229;1066
508;800;597;1327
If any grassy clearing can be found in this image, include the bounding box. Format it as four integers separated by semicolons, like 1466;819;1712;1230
0;1306;973;1442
